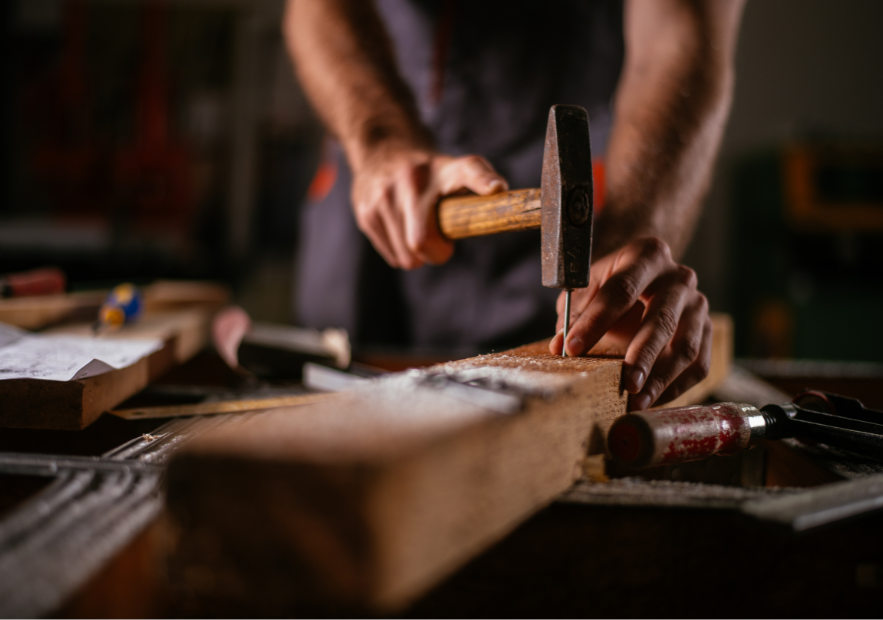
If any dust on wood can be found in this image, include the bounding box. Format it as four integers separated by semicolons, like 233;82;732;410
167;341;628;612
443;339;620;375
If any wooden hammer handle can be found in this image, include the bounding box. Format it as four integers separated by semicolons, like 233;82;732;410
438;188;541;240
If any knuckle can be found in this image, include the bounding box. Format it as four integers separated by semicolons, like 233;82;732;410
354;205;375;229
655;305;680;336
462;155;496;177
608;274;641;307
639;237;669;262
696;357;711;380
395;169;416;190
684;360;710;388
695;292;709;313
462;154;488;168
677;337;702;364
676;265;697;288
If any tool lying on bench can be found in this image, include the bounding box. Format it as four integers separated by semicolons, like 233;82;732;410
0;267;66;298
609;390;883;469
437;105;594;353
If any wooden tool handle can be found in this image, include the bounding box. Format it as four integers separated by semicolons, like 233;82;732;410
437;188;541;240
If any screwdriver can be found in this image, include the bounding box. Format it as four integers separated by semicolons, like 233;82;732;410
94;283;143;333
0;267;66;298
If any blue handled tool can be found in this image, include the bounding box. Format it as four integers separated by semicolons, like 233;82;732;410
94;284;143;333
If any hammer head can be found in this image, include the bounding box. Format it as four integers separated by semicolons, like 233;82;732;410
541;105;593;290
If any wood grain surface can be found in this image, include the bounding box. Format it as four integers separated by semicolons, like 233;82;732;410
163;314;734;612
111;392;330;420
0;291;106;331
0;308;215;430
166;343;627;612
438;188;541;239
0;280;229;331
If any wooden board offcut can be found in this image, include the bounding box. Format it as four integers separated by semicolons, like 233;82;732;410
164;314;733;612
166;344;627;612
0;290;106;331
0;280;229;331
0;308;215;430
111;392;330;420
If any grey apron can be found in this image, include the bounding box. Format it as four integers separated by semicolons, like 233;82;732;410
296;0;624;352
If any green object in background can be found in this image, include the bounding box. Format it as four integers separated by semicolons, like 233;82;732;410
730;147;883;363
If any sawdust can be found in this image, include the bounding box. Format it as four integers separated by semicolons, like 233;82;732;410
441;340;621;376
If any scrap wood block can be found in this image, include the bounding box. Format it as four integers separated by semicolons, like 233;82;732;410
44;308;213;367
0;290;106;331
0;280;229;331
166;343;627;612
164;314;734;613
0;308;215;430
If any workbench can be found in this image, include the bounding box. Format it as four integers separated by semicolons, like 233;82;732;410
0;321;882;617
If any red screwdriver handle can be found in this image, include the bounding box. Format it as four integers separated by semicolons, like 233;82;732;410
0;267;67;298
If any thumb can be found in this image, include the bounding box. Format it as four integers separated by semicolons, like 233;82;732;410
438;155;509;197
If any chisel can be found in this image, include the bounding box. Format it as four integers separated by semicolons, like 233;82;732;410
608;390;883;469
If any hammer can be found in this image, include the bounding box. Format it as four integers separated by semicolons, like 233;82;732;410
437;105;594;354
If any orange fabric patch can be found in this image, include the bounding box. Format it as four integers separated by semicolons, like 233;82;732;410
593;159;606;213
307;159;338;203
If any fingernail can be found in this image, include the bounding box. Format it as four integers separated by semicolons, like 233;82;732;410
627;368;646;393
631;394;651;411
566;336;583;356
486;178;503;192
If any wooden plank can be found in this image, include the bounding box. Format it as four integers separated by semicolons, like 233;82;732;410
142;280;230;314
166;343;627;611
0;280;229;331
0;308;215;430
0;291;105;331
114;311;729;422
165;315;733;612
44;308;213;365
111;392;330;420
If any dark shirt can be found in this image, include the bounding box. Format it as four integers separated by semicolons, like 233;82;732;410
296;0;624;352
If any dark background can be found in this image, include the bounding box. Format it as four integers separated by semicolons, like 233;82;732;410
3;0;883;361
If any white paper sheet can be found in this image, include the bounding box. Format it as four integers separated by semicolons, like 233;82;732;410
0;322;163;382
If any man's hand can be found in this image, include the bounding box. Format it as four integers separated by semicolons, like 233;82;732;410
350;150;508;269
549;237;711;411
286;0;508;270
544;0;740;411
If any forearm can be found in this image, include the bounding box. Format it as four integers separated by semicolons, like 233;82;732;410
283;0;432;170
595;0;744;260
285;0;508;269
